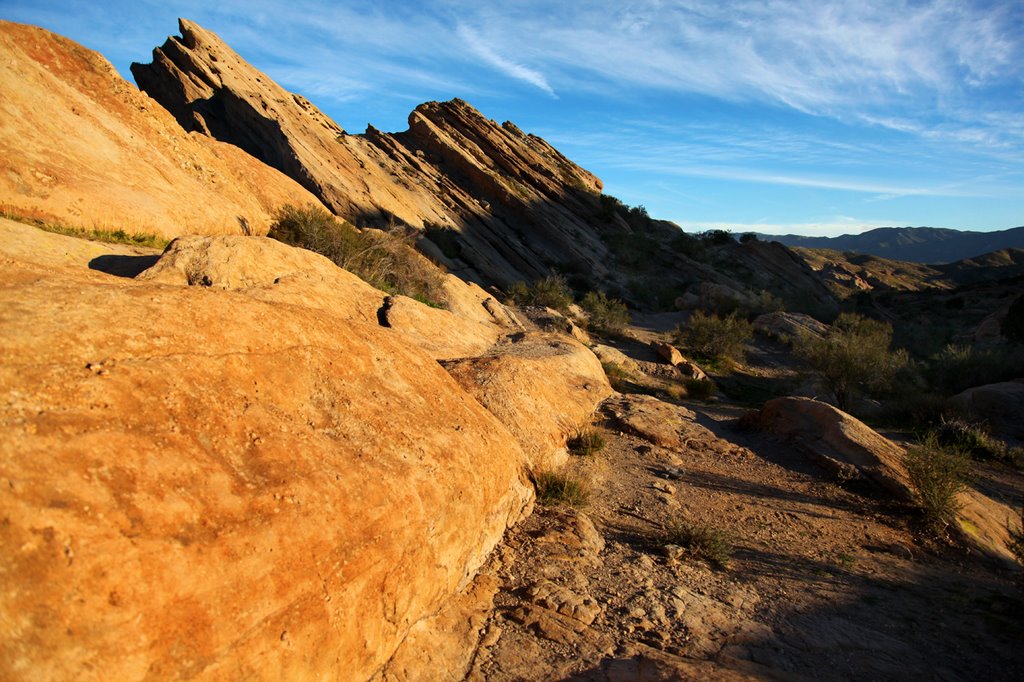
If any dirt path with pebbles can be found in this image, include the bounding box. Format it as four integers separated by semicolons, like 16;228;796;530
464;393;1023;681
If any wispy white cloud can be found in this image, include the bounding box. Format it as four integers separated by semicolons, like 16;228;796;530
455;23;556;97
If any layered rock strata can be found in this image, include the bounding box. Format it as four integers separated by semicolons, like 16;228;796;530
0;21;323;238
132;19;610;287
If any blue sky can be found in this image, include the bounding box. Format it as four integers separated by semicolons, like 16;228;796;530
4;0;1022;236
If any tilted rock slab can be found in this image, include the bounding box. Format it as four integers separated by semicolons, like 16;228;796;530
0;21;324;238
132;19;610;287
951;379;1024;442
757;397;915;501
758;397;1019;563
0;251;537;678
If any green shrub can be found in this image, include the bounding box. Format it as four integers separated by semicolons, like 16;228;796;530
659;519;733;569
568;427;605;456
794;313;908;411
676;310;752;365
269;204;446;306
580;290;630;333
927;344;1024;394
904;432;970;533
535;471;589;507
684;377;716;400
506;273;573;312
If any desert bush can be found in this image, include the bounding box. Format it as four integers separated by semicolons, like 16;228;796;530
506;273;573;312
580;290;630;333
659;519;733;569
746;290;785;316
568;427;605;456
904;432;970;533
794;313;908;411
534;471;589;507
934;417;997;458
269;204;446;306
927;344;1024;394
676;310;752;365
684;377;716;400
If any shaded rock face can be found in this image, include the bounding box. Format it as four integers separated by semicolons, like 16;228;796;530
951;379;1024;442
0;21;324;238
133;19;610;288
0;234;544;679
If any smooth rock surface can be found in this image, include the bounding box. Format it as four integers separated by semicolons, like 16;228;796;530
0;245;535;679
0;21;323;238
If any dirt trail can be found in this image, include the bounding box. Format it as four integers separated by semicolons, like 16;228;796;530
467;394;1024;680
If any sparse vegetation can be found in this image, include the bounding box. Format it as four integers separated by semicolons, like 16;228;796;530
506;273;573;312
534;471;589;507
676;310;752;365
568;427;606;456
926;344;1024;394
933;417;1022;467
268;204;446;306
904;432;971;534
3;210;171;250
684;377;716;400
794;313;908;411
659;518;733;569
580;290;630;333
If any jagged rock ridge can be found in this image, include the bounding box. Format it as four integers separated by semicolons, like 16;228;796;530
132;19;610;287
0;20;325;238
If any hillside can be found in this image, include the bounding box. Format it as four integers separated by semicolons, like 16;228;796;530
0;21;324;238
759;226;1024;263
1;17;1023;682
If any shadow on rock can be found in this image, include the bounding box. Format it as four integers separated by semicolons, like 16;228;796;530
88;254;161;278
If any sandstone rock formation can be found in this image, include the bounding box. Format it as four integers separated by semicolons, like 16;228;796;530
755;397;915;501
951;379;1024;442
752;311;830;341
0;228;550;679
132;19;610;288
754;397;1019;563
443;336;612;472
0;21;323;238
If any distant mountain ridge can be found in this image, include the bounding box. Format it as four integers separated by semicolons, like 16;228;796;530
756;226;1024;264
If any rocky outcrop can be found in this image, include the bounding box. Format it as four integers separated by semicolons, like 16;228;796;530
443;335;612;471
132;19;610;288
752;311;830;341
951;380;1024;442
755;397;914;501
0;230;547;679
0;21;324;238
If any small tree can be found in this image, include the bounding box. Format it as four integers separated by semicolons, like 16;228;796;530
676;311;752;365
794;313;907;411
